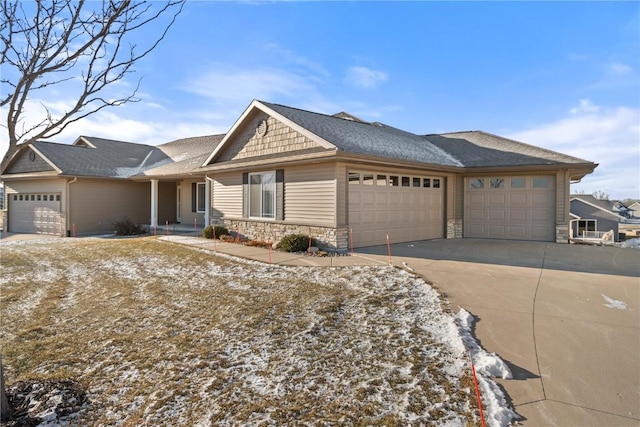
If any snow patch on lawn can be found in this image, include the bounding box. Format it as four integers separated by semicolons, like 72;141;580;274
601;294;627;310
1;237;520;426
455;308;519;427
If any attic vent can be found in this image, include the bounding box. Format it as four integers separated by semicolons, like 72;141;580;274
371;122;384;127
256;119;268;137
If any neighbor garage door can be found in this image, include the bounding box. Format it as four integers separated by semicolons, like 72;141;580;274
464;176;555;241
349;171;444;247
9;193;62;235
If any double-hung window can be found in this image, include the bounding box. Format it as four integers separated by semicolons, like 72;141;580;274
249;171;275;219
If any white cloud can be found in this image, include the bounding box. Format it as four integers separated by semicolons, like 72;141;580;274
570;98;599;115
182;66;318;104
507;100;640;200
609;61;632;75
344;66;388;89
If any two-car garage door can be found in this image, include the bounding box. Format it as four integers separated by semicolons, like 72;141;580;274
9;193;62;235
464;175;555;241
349;171;444;247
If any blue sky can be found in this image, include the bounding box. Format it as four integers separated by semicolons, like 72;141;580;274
2;1;639;199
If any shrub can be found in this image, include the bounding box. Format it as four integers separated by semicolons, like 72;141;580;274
279;233;316;252
113;217;146;236
202;225;229;239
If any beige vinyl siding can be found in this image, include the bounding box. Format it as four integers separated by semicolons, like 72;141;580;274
4;178;66;196
212;174;243;220
336;163;348;226
285;163;337;226
556;170;569;224
180;179;208;227
69;179;149;235
453;174;464;221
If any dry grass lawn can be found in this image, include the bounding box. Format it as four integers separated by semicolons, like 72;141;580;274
0;237;478;426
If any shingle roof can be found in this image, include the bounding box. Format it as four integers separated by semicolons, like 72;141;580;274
143;135;225;176
262;101;463;167
33;137;171;178
570;194;617;211
426;131;593;167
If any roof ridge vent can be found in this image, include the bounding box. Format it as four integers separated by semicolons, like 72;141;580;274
332;111;367;123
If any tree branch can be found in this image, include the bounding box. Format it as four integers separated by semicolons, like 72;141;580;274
1;0;185;171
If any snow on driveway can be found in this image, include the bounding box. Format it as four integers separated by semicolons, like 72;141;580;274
1;237;518;426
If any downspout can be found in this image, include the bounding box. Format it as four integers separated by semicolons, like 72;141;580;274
205;175;214;226
66;177;78;237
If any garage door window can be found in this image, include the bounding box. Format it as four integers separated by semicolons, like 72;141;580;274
533;177;550;188
389;176;399;187
433;179;441;188
349;173;360;185
363;174;374;185
376;175;387;186
490;178;504;189
511;178;526;188
470;178;484;189
401;177;410;187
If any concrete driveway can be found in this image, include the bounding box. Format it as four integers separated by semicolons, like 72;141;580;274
358;239;640;426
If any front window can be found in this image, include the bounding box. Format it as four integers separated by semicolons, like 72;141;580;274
249;172;275;219
196;182;206;213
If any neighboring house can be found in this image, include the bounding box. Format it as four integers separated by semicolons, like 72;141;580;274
626;200;640;218
570;195;621;241
569;195;640;241
2;100;597;249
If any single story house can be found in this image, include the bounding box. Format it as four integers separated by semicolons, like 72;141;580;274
570;195;639;241
2;100;597;249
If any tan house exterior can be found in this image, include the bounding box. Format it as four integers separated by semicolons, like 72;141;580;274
2;100;597;249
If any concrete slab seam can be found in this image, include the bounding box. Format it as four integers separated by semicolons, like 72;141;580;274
532;243;548;401
517;398;640;422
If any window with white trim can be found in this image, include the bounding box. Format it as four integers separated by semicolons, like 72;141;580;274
249;171;276;219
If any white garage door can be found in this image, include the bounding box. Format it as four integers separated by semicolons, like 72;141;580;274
349;171;444;247
9;193;62;235
464;176;555;241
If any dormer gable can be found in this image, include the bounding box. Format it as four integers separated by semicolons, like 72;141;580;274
72;136;97;148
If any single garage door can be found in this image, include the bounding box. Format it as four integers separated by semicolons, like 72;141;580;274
464;176;555;241
9;193;62;235
349;171;444;247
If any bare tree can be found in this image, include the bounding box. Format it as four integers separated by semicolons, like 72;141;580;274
592;190;610;201
0;0;185;172
0;0;183;420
